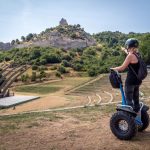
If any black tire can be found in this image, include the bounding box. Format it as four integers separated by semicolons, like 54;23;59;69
110;111;137;140
138;110;149;132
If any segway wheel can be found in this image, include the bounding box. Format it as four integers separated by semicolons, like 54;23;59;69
138;110;149;132
110;111;137;140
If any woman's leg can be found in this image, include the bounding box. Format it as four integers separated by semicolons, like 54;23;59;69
125;84;134;108
133;85;140;112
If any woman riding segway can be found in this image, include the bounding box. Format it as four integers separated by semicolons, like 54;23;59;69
111;38;142;113
110;38;149;140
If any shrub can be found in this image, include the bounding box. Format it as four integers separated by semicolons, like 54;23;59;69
39;70;46;80
38;66;48;71
21;74;29;82
55;71;61;78
5;56;11;61
31;72;37;81
32;65;38;70
57;65;66;74
72;63;83;71
45;54;61;63
87;66;98;77
39;59;47;65
62;54;72;61
62;60;71;67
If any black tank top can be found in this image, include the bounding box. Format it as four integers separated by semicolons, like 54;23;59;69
125;60;142;85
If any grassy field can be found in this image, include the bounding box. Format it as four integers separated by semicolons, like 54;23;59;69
0;112;63;134
14;77;91;95
15;85;62;94
0;104;115;135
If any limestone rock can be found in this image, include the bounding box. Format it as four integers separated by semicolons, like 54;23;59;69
0;42;12;50
59;18;68;26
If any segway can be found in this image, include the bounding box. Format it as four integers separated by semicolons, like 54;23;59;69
109;69;149;140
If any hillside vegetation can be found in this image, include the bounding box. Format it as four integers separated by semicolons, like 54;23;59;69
0;26;150;78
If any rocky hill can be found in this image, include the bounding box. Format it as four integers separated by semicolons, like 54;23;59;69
0;42;12;50
0;18;96;50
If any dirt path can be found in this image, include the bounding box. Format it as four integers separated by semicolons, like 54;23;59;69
1;111;150;150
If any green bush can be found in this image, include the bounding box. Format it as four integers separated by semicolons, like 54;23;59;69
43;53;61;63
72;63;83;71
39;70;46;80
5;56;11;61
87;66;98;77
62;60;71;67
83;48;96;56
55;71;61;78
57;65;66;74
38;66;48;71
32;65;38;70
21;74;29;82
39;58;47;65
31;72;37;81
62;54;72;61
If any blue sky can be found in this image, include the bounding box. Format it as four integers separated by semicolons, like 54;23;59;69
0;0;150;42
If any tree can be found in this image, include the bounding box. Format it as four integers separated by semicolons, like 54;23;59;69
21;36;25;42
76;24;81;28
11;40;15;45
26;33;33;41
71;33;77;39
140;34;150;64
112;50;120;56
57;65;66;74
83;48;96;56
44;53;61;63
62;60;71;67
62;54;72;61
39;58;47;65
30;49;41;59
16;39;20;44
5;56;11;61
72;63;82;71
87;66;98;77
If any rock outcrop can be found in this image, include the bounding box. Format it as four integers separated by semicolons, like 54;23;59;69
0;42;12;50
59;18;68;26
1;19;96;50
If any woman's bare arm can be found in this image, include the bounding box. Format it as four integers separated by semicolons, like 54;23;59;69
111;54;132;72
121;47;128;54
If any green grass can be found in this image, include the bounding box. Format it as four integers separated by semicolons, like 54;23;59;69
0;104;116;135
14;77;91;94
0;111;63;122
15;85;61;94
49;77;91;86
0;112;63;134
0;123;19;134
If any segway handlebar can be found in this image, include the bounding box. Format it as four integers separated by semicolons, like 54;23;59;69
110;69;119;75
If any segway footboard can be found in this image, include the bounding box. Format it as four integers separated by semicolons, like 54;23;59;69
116;105;137;117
